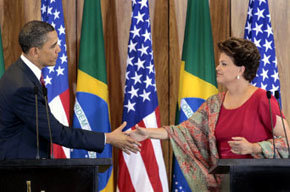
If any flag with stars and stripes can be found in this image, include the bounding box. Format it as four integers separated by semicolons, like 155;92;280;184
244;0;281;95
41;0;70;158
117;0;168;191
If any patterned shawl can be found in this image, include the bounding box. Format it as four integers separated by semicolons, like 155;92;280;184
165;93;289;192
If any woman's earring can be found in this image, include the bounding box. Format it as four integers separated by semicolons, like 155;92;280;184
237;75;240;80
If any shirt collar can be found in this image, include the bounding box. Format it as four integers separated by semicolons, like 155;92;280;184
20;54;42;82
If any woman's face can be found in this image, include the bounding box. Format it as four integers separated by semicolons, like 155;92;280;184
216;52;242;85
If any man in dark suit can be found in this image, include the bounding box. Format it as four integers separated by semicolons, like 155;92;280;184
0;20;140;160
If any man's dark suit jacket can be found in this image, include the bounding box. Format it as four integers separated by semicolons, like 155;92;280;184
0;58;105;160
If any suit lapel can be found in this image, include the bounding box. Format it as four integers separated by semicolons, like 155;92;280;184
16;58;44;94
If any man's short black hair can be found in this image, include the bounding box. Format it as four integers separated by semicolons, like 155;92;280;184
18;20;55;54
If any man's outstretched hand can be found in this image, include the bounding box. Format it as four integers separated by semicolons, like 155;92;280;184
105;122;141;154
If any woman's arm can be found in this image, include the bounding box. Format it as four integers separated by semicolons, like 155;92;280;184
229;115;290;156
273;115;290;143
128;126;169;141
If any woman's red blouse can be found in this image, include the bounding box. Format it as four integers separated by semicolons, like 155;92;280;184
215;88;283;159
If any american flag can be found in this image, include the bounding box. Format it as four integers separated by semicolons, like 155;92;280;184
244;0;280;94
41;0;70;158
117;0;168;191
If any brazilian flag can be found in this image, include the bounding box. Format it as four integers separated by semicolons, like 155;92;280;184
70;0;113;191
172;0;218;191
0;28;4;77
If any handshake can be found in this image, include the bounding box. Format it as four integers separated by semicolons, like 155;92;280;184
105;122;150;154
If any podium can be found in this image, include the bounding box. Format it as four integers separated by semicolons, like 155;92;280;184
210;159;290;192
0;158;112;192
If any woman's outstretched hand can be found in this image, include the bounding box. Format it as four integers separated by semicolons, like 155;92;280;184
126;125;149;142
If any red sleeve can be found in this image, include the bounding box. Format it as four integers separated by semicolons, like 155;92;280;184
258;93;284;131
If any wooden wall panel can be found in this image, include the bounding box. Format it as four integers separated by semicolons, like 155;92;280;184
22;0;41;22
1;0;40;69
268;0;290;122
173;0;187;58
231;0;290;121
153;0;170;181
231;0;248;38
114;0;131;88
0;0;3;26
168;0;182;187
210;0;231;91
62;0;77;123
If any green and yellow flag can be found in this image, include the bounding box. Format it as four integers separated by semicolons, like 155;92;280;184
70;0;113;191
0;28;5;77
172;0;218;191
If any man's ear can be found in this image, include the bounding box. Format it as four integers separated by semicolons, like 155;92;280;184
28;47;39;58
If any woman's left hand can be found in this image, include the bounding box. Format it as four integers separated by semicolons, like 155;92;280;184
228;137;259;155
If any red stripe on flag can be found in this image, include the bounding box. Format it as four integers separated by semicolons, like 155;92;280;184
155;106;161;127
53;89;70;159
118;109;166;191
137;117;163;192
59;89;70;122
118;151;136;192
53;144;66;158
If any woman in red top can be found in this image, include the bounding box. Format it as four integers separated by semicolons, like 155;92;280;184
128;38;290;191
215;39;286;159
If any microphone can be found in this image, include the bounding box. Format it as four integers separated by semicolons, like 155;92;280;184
274;91;290;158
266;91;276;158
42;86;54;159
34;86;40;159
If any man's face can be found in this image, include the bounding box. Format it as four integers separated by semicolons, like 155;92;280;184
37;30;61;68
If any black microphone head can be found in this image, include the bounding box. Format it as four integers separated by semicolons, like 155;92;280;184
34;86;38;95
274;91;280;100
42;86;47;97
266;91;272;99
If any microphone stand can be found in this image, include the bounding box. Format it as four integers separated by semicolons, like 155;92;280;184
266;91;276;159
42;86;54;159
274;91;290;158
34;86;40;159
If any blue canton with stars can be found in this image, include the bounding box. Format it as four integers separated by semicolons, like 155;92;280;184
41;0;69;103
244;0;280;94
123;0;158;130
